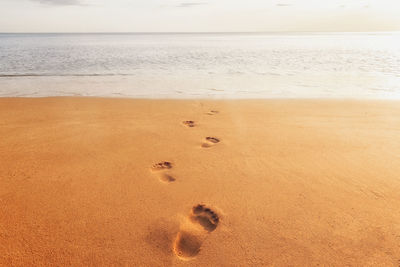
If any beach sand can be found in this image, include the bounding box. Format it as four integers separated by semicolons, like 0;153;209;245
1;97;400;266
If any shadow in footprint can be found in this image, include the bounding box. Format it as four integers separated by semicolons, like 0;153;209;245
173;204;220;260
174;231;202;258
160;173;176;183
201;137;220;148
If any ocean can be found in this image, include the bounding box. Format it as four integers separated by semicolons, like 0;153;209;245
0;32;399;98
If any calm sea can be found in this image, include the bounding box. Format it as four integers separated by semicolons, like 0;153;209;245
0;32;399;98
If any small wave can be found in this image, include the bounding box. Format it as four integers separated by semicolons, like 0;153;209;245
255;72;281;76
54;91;84;96
368;87;393;92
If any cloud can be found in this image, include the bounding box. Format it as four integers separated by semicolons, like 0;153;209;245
30;0;85;6
176;2;208;8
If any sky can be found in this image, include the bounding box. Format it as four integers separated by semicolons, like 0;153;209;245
0;0;399;32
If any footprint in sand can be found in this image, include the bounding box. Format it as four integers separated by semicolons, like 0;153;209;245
206;110;219;115
151;161;176;183
201;137;220;148
173;204;219;260
182;120;196;128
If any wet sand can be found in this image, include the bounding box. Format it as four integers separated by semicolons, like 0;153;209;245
0;97;400;266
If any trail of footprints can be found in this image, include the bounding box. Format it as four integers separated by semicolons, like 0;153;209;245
150;109;221;260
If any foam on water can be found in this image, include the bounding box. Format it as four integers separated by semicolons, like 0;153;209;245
0;32;400;98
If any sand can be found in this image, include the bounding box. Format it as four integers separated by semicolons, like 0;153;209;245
0;97;400;266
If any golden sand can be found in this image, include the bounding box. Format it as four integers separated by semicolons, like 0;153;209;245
1;97;400;266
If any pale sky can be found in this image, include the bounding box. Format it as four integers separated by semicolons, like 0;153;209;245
0;0;399;32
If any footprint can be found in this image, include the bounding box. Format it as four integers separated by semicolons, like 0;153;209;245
206;110;219;115
173;204;219;260
151;161;176;183
182;120;196;128
201;137;220;148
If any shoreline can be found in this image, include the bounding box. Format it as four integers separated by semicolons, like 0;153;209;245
3;96;400;101
1;97;399;265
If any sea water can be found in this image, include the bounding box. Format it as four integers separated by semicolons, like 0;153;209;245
0;32;399;98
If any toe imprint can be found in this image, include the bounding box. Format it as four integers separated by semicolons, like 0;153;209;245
152;161;173;171
190;204;219;232
205;137;220;144
206;110;219;115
